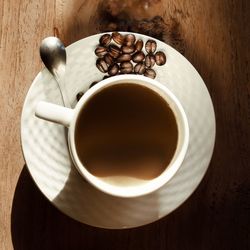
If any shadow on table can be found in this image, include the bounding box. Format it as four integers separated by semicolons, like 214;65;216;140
59;0;186;54
11;160;216;250
11;166;167;250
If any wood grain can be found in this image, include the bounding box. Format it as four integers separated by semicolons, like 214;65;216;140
0;0;55;249
1;0;250;249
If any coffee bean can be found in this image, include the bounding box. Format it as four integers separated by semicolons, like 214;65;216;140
76;92;84;101
99;34;112;46
120;61;133;74
145;40;157;53
135;39;143;51
89;81;99;88
95;46;107;57
104;53;115;65
96;58;108;73
112;32;124;45
121;45;135;54
145;54;156;68
108;63;119;76
155;51;166;65
134;63;146;74
117;53;132;63
124;34;136;46
132;51;145;63
109;44;120;58
144;68;156;79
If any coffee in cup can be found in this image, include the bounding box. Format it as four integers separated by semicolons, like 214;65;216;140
74;83;178;186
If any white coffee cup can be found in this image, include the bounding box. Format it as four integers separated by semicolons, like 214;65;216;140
35;75;189;198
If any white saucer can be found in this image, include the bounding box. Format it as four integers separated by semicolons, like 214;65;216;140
21;32;216;229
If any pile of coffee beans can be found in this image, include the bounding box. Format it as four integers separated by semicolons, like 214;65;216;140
76;33;167;101
94;32;166;80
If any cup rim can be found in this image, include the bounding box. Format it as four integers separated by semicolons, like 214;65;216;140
68;75;189;198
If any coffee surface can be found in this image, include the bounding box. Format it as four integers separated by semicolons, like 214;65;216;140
75;84;178;183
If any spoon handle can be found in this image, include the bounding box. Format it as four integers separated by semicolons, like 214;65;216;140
54;74;72;108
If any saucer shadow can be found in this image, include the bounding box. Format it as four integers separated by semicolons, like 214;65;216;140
11;166;165;250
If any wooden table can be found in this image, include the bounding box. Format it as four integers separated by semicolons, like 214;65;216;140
1;0;249;249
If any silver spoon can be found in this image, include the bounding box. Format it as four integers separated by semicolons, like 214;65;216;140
40;37;71;108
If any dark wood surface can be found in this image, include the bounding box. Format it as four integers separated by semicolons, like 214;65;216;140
1;0;250;249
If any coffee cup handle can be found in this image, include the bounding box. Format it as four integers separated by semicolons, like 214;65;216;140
35;101;74;127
